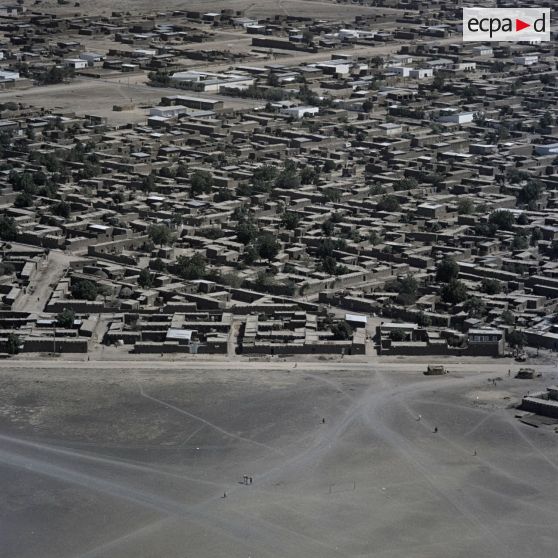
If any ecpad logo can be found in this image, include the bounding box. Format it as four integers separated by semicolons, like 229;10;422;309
463;8;550;42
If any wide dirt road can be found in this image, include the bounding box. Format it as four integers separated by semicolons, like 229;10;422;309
0;364;557;558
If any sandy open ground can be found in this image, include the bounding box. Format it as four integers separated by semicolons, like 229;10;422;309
2;77;261;125
1;361;557;558
37;0;402;18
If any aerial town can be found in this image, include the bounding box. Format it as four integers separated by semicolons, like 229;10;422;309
1;2;558;558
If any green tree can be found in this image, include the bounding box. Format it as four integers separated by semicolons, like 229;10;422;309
531;227;543;246
389;329;406;341
488;210;515;231
302;29;314;44
441;279;468;304
362;99;373;112
53;201;70;218
512;234;529;250
148;223;173;246
323;160;336;173
321;218;334;236
254;270;275;289
462;84;480;101
395;177;418;191
377;195;400;212
507;329;526;349
235;220;257;245
275;161;300;189
457;198;474;215
432;74;445;91
322;256;337;275
481;278;502;295
267;72;280;87
517;213;529;226
397;274;419;306
331;320;353;340
300;166;318;185
176;253;206;280
71;279;98;301
141;174;156;193
417;312;432;327
539;111;554;128
78;161;101;180
281;212;300;230
369;230;381;245
176;162;189;178
518;179;544;207
138;269;154;288
501;309;515;325
507;168;530;184
190;170;213;196
9;171;35;192
14;190;33;208
220;271;242;288
464;297;486;318
252;165;277;192
6;332;21;355
323;188;341;203
369;183;385;196
387;274;419;306
244;244;259;265
258;234;279;261
56;308;75;328
0;215;17;241
159;166;176;179
151;258;167;272
148;70;170;85
436;257;459;283
40;65;73;85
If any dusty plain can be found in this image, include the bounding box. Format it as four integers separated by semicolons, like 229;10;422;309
1;361;557;558
36;0;400;18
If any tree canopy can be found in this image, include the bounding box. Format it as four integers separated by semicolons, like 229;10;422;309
56;308;75;328
190;170;213;196
488;210;515;231
148;223;173;246
331;320;353;340
0;215;17;241
377;195;400;212
71;279;98;301
440;279;468;304
436;257;459;283
176;253;207;280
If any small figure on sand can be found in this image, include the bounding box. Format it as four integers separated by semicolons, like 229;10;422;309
433;426;438;433
322;417;326;424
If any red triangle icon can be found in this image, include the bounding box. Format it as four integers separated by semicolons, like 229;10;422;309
516;18;530;32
